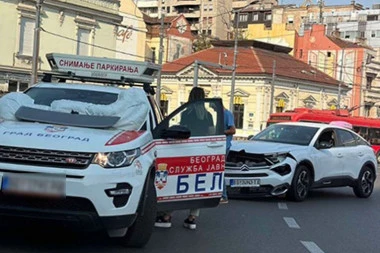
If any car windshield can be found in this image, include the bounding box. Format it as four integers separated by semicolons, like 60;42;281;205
25;87;118;106
252;124;319;146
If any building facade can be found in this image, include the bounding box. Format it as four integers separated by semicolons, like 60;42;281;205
134;0;232;39
0;0;123;92
116;0;147;61
295;24;377;117
144;14;194;64
160;40;345;138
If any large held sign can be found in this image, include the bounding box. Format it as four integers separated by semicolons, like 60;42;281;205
46;53;160;84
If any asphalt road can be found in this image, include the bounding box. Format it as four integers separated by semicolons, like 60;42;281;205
1;179;380;253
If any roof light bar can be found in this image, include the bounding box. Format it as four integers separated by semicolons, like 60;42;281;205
46;53;161;84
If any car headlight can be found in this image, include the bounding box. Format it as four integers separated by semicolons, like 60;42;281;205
93;149;141;168
266;153;288;164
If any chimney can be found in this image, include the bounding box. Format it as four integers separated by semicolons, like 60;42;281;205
331;28;341;38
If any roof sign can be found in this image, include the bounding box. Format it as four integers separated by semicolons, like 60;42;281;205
46;53;161;84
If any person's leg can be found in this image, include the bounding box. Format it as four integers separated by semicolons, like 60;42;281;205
220;150;229;203
155;211;173;228
183;209;199;230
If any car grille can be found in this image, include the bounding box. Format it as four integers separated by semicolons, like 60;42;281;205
0;195;97;213
227;150;272;168
0;146;94;169
225;173;268;177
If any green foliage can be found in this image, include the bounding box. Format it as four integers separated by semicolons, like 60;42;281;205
192;34;212;52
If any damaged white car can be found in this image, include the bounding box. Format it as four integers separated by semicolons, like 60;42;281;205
225;122;377;201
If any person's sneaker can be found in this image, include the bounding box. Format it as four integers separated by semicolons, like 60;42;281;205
154;216;172;228
220;198;229;204
183;218;196;230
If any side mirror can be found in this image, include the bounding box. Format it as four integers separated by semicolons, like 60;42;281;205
247;135;254;140
317;141;333;149
161;125;191;139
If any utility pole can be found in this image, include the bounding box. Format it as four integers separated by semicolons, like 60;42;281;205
318;0;323;24
155;11;165;105
230;2;258;112
269;60;276;115
30;0;43;86
229;11;240;112
337;48;345;109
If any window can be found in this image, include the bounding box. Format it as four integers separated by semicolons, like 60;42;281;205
207;30;212;36
160;100;168;117
8;81;28;92
299;49;303;58
252;13;259;21
164;100;223;137
203;4;208;11
287;16;294;24
367;15;379;21
19;17;35;56
264;12;272;21
209;4;213;11
336;129;356;147
233;104;244;129
366;75;374;89
327;52;332;57
151;47;156;63
166;6;170;13
275;106;284;113
8;81;18;92
77;28;90;56
344;31;357;39
239;13;248;22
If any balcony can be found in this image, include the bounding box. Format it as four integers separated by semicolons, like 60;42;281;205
176;9;201;18
136;0;158;8
173;0;201;7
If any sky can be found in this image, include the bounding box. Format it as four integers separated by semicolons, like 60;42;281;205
282;0;377;8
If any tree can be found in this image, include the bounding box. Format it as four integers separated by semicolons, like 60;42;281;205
192;33;212;52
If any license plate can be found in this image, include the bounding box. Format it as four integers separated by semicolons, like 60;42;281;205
230;179;260;187
2;173;66;197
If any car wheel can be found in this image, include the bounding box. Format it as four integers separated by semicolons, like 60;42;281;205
353;166;375;198
122;174;157;248
287;165;311;202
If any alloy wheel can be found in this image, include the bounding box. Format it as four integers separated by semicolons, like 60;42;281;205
361;170;374;195
296;170;310;198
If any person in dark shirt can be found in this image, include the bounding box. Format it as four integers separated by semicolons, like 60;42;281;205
155;87;213;230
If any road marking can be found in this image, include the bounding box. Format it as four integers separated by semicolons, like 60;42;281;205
278;202;288;210
301;241;325;253
283;217;300;229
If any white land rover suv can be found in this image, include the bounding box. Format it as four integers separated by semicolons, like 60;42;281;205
0;54;226;247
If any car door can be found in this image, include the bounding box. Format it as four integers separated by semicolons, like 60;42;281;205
311;128;342;182
335;128;363;178
152;98;225;211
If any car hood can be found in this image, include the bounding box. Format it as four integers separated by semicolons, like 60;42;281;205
0;120;147;152
230;140;306;154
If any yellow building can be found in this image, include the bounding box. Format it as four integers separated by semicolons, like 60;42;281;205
160;41;347;138
246;23;296;55
116;0;147;61
0;0;122;91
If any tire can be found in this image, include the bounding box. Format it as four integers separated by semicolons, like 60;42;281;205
122;174;157;248
353;166;375;198
286;165;311;202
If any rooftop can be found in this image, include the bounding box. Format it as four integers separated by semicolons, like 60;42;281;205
162;40;340;86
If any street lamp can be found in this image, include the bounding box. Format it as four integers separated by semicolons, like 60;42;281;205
229;2;258;112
